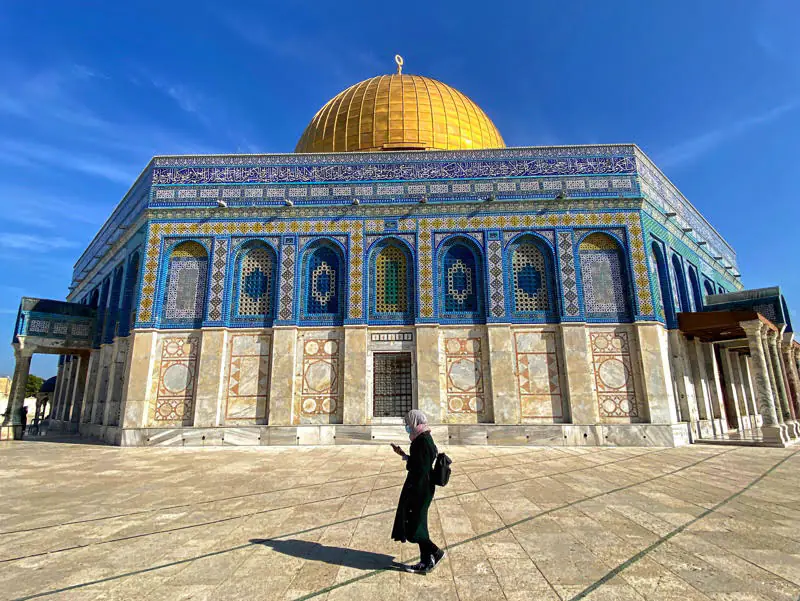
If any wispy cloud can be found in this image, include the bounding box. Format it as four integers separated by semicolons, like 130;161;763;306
0;233;79;252
0;185;101;229
657;99;800;168
0;138;139;184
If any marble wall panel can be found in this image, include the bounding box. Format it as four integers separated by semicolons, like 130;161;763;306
225;332;271;423
513;330;564;422
589;329;639;421
295;330;343;424
153;334;200;424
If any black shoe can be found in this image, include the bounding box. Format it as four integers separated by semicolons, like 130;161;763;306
428;549;446;573
404;561;429;574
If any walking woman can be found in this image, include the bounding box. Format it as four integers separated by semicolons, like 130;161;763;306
391;409;446;574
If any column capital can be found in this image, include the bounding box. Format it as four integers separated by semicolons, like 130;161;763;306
740;320;763;337
766;329;779;344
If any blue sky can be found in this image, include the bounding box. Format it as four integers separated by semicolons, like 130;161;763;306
1;1;798;378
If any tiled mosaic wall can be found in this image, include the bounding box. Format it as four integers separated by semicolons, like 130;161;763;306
134;204;672;330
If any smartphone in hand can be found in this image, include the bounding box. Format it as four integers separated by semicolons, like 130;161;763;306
390;443;405;457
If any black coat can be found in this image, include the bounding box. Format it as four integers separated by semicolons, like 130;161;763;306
391;431;437;543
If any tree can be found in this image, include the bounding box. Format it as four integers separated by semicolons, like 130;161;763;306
25;375;45;397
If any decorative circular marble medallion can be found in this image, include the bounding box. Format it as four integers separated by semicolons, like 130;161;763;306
446;339;462;354
162;364;191;393
305;340;319;355
305;360;335;392
598;358;629;390
323;340;338;355
302;398;317;414
449;358;478;392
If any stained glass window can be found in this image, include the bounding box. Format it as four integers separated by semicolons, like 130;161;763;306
442;243;481;314
511;242;550;313
164;241;208;322
236;245;274;317
578;233;631;319
304;244;341;316
374;244;408;314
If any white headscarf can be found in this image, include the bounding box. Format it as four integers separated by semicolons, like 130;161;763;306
406;409;431;441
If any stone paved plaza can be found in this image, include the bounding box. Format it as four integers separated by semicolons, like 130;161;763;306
0;441;799;601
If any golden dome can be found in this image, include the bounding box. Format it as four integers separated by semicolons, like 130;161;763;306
295;71;505;153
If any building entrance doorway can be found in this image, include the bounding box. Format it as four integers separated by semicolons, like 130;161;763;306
373;352;413;418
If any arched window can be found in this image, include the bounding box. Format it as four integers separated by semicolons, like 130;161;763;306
508;236;556;319
440;238;485;320
118;252;140;337
233;242;276;321
578;233;632;321
717;285;725;296
651;242;674;325
688;267;703;311
671;254;690;313
163;241;208;324
103;264;124;344
370;241;413;321
703;279;715;297
302;241;344;321
93;278;110;348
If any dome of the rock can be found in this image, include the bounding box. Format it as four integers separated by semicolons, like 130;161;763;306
295;70;505;153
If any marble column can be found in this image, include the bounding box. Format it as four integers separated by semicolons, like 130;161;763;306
60;357;77;422
740;320;789;445
51;360;66;420
634;323;679;424
2;348;33;439
668;331;700;435
268;327;298;426
780;333;800;422
730;352;752;430
342;327;368;425
784;337;800;422
690;340;713;419
739;355;760;429
416;326;444;423
766;329;798;437
69;355;90;426
720;349;745;431
561;324;598;424
703;343;728;434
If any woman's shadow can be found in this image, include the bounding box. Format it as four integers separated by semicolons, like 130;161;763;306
250;539;404;571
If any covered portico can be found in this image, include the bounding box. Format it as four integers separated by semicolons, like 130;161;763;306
0;298;95;440
678;288;800;447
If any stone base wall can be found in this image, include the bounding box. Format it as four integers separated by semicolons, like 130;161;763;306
108;423;690;448
47;321;745;447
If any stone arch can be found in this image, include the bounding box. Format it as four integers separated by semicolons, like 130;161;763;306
577;232;632;321
671;254;690;313
232;240;277;323
437;235;485;322
300;238;346;324
687;265;703;311
505;233;558;320
368;237;414;323
162;240;209;326
650;242;675;325
118;251;141;337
